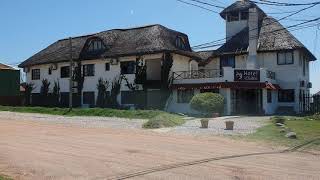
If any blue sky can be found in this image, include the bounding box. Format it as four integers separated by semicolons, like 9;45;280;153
0;0;319;93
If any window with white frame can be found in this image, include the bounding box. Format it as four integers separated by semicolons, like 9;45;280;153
31;69;40;80
277;51;294;65
83;64;95;77
120;61;135;74
278;89;295;102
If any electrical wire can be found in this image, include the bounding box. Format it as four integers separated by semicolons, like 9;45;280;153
176;0;220;13
193;18;320;50
192;4;319;49
187;0;225;9
255;0;320;6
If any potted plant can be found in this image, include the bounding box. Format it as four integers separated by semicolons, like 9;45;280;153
200;119;209;128
225;121;234;130
190;92;224;129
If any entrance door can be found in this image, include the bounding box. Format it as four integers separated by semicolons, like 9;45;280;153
233;89;262;115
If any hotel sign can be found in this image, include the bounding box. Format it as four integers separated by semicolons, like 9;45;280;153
234;70;260;81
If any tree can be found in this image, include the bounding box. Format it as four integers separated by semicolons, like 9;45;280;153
159;53;174;109
23;83;34;106
52;80;60;106
96;78;109;108
40;79;51;96
108;75;123;108
190;93;224;116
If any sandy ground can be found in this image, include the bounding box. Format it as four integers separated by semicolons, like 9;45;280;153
0;112;319;180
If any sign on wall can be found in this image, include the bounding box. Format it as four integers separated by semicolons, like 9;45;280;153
234;70;260;81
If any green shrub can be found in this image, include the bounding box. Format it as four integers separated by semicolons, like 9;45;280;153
143;113;185;129
190;93;224;115
272;116;286;124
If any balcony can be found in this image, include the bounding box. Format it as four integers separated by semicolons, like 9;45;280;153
173;69;222;80
172;67;277;85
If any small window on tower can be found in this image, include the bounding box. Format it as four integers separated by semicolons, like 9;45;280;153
240;12;248;20
227;12;239;22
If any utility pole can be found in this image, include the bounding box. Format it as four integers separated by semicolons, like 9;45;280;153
69;37;73;111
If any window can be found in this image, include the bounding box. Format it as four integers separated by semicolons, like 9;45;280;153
60;66;70;78
121;91;136;104
177;89;194;103
278;89;295;102
240;12;248;20
200;89;219;94
88;40;105;52
31;69;40;80
105;63;110;71
48;68;52;75
120;61;135;74
227;12;239;22
303;57;308;76
267;90;272;103
220;55;235;69
83;64;95;77
176;37;187;50
277;51;294;65
83;92;95;106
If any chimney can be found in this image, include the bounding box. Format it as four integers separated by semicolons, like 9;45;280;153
247;7;259;69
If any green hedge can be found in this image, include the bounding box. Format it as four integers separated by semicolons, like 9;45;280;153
190;93;224;115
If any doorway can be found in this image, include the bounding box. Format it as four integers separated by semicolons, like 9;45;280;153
232;89;262;115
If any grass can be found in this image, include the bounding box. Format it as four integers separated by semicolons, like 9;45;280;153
244;115;320;149
142;113;185;129
0;175;12;180
0;106;184;129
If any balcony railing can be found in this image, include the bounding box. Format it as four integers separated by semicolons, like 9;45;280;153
173;69;222;80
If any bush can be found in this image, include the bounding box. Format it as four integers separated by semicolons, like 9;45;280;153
190;93;224;115
272;116;286;124
142;113;185;129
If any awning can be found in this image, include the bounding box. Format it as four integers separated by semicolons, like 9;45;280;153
171;82;281;90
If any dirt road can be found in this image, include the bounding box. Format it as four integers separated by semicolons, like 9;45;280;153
0;112;319;180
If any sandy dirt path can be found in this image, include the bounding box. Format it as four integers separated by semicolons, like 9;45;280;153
0;112;319;180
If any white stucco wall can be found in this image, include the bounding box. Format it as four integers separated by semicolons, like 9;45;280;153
258;50;311;112
25;53;167;105
226;20;248;41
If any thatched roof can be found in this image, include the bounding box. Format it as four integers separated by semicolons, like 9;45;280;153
0;63;17;70
19;24;201;67
220;0;265;18
200;17;316;61
215;27;249;56
257;17;316;60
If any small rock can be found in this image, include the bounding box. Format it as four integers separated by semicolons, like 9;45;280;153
280;129;286;133
285;132;297;139
276;123;285;127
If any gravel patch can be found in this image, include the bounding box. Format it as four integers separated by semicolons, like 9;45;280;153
168;116;270;136
0;111;146;129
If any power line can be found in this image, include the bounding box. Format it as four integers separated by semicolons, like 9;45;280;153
194;18;320;50
187;0;225;9
192;4;319;49
176;0;219;13
253;0;320;6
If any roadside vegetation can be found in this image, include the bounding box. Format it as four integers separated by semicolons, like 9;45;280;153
0;175;12;180
0;106;184;129
245;114;320;149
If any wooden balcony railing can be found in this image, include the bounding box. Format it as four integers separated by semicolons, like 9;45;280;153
172;69;222;80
